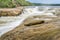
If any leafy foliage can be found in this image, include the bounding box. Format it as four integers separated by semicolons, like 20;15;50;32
0;0;33;8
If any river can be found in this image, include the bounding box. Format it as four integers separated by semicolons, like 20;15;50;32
0;6;58;36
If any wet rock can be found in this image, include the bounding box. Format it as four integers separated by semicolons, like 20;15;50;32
0;7;23;16
0;15;60;40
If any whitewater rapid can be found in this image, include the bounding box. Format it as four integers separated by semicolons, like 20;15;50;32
0;7;57;36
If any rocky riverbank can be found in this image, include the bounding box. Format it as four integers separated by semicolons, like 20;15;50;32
0;15;60;40
0;7;60;40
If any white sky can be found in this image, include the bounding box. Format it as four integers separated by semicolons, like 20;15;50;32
27;0;60;4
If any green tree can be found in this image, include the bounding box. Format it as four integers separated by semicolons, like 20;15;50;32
0;0;33;8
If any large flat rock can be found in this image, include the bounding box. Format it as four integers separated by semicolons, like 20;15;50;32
0;15;60;40
0;7;23;16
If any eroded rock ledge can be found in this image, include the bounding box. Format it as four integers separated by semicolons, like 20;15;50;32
0;16;60;40
0;7;23;16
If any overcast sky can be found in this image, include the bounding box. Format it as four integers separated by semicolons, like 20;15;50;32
27;0;60;4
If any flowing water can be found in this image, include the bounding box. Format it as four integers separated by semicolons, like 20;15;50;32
0;6;58;36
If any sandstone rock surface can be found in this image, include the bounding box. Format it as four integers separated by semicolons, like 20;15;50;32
0;7;23;16
0;16;60;40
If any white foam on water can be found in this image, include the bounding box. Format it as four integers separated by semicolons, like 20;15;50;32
0;7;57;36
0;10;34;36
